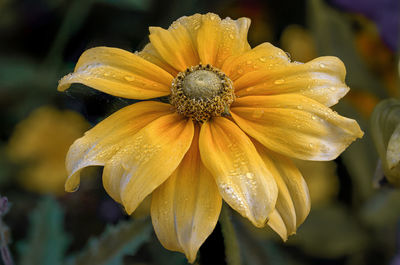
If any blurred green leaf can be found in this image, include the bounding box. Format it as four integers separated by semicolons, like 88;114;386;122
0;57;38;89
307;0;388;98
146;236;187;265
335;101;377;201
97;0;152;11
288;204;368;258
360;189;400;227
18;196;70;265
65;219;151;265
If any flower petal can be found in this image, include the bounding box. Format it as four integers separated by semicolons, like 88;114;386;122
64;101;173;194
151;127;222;263
103;113;194;213
231;94;363;161
254;142;310;238
199;117;278;227
149;21;199;72
197;13;251;68
234;57;349;107
267;209;288;241
137;43;179;77
221;42;290;81
58;47;173;99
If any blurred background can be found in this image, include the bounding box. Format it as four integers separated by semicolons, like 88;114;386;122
0;0;399;264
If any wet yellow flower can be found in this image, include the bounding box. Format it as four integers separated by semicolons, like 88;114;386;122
7;106;89;195
58;13;363;262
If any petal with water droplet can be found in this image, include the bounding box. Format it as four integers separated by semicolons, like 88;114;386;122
58;47;173;99
105;113;194;214
149;21;199;72
64;101;173;196
234;56;349;107
151;127;222;263
254;142;310;238
199;117;278;227
231;94;363;161
222;42;290;81
196;13;251;68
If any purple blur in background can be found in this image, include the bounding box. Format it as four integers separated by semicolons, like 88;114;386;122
330;0;400;51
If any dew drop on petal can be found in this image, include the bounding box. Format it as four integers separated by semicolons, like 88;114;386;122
259;56;267;62
274;79;285;85
124;75;135;82
252;109;264;118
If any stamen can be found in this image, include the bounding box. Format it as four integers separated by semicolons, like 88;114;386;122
170;64;235;122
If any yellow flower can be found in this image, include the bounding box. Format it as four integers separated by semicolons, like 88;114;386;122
7;106;89;195
58;13;363;262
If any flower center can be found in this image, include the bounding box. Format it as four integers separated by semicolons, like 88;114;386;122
170;64;235;122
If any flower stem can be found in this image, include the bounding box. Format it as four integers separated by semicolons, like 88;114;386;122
219;203;242;265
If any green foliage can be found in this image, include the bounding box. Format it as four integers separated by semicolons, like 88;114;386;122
65;219;151;265
18;196;70;265
288;205;368;258
97;0;152;11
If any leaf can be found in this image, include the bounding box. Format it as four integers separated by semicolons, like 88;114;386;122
65;219;151;265
18;196;70;265
288;204;368;258
335;101;377;200
97;0;152;11
360;189;400;227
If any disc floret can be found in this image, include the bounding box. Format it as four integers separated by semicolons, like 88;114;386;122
170;64;235;122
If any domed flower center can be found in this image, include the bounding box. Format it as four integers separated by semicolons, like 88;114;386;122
170;64;235;122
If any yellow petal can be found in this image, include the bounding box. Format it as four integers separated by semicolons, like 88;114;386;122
151;127;222;263
234;57;349;107
255;142;311;236
103;113;194;213
149;21;199;72
267;209;288;241
64;101;173;194
231;94;363;161
199;117;278;227
137;43;179;77
58;47;173;99
197;13;251;68
222;42;290;81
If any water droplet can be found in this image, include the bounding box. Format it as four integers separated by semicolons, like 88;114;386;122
252;109;264;118
319;63;326;68
259;56;267;62
274;79;285;85
297;105;303;110
104;72;110;77
329;86;336;91
309;143;314;148
229;34;234;39
124;75;135;82
237;69;244;74
311;115;317;120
